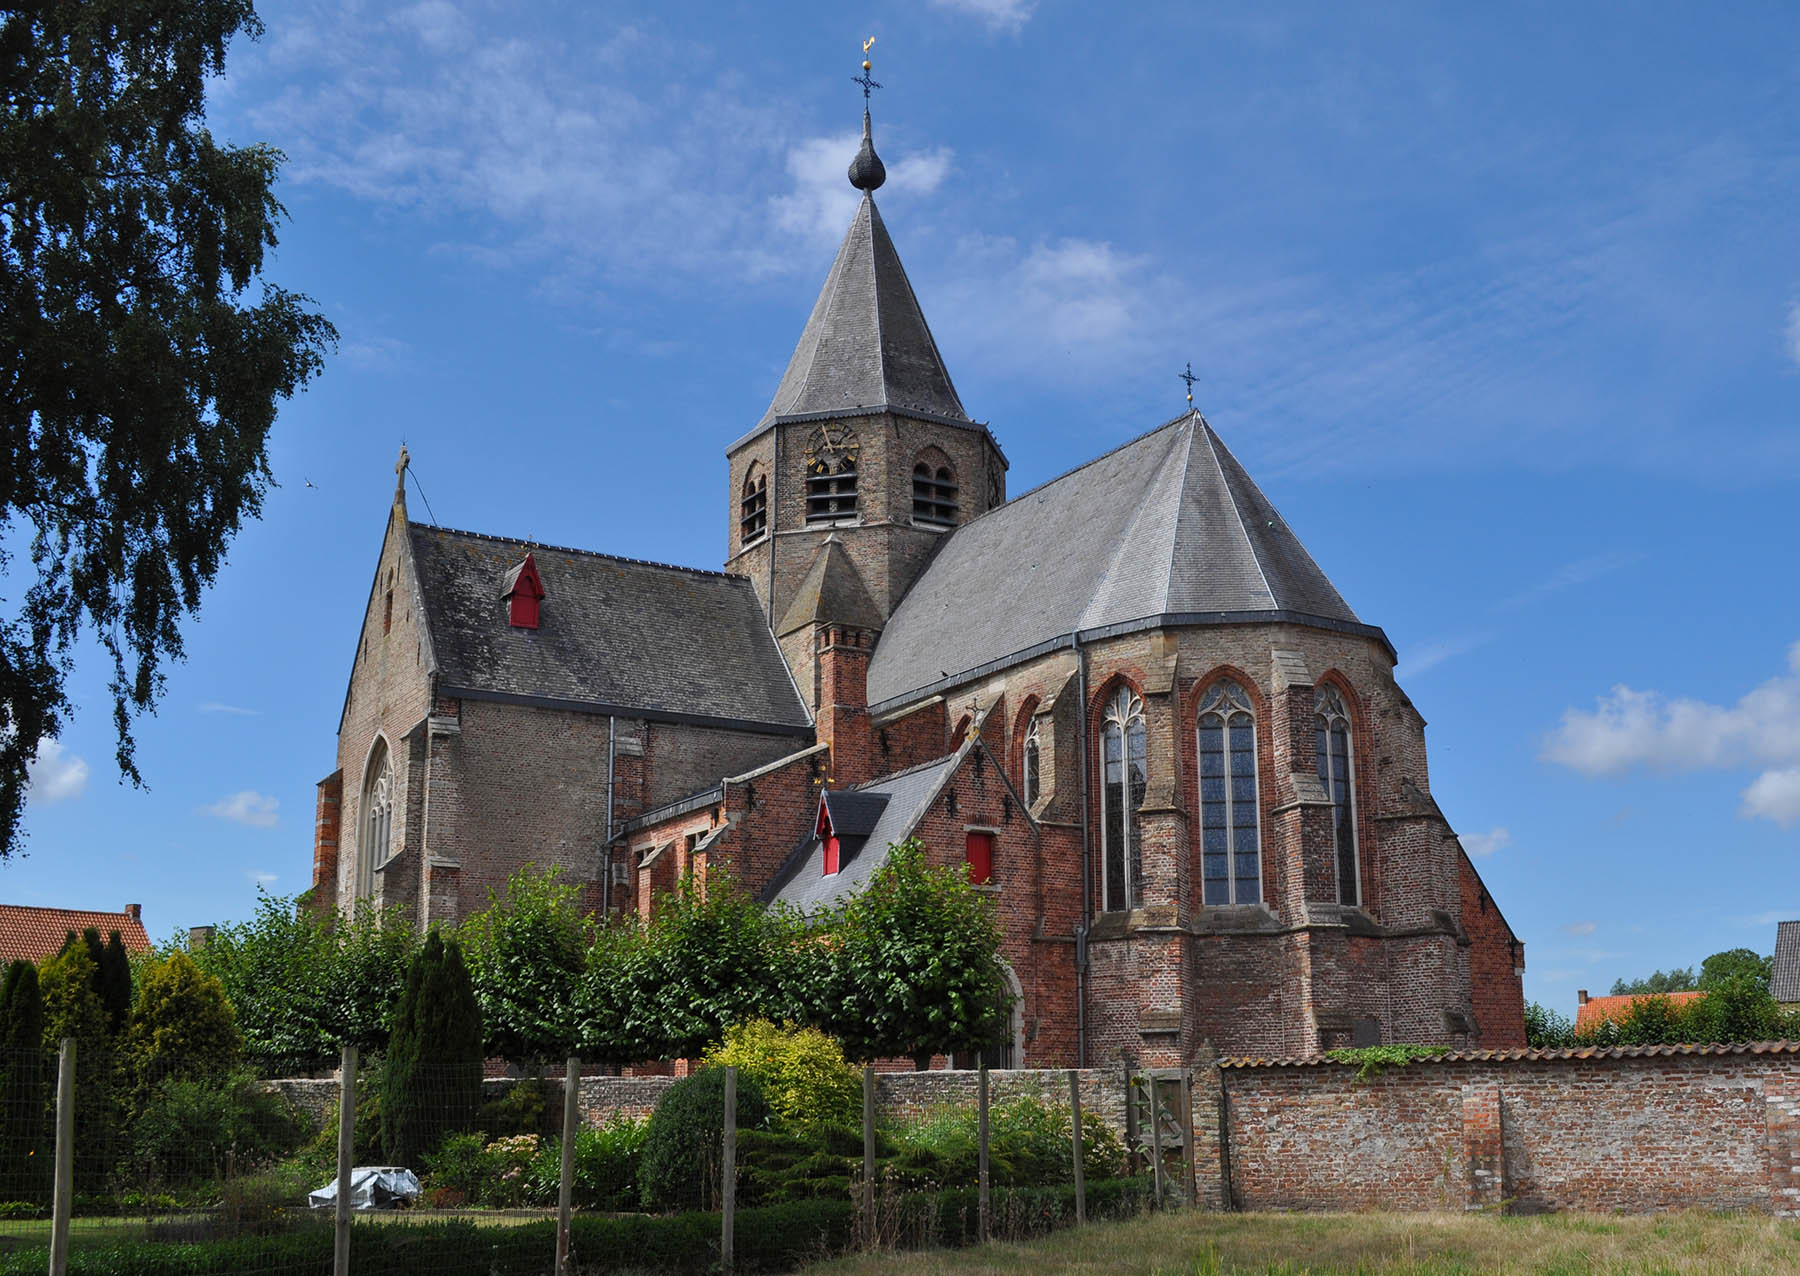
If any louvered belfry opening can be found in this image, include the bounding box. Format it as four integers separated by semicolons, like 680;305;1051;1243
805;455;858;522
911;462;957;526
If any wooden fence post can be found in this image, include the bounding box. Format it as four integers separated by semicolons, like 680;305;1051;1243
1178;1070;1196;1207
1146;1073;1164;1208
977;1062;991;1245
334;1045;357;1276
557;1056;581;1276
722;1066;737;1273
861;1064;875;1249
1068;1068;1085;1226
48;1038;74;1276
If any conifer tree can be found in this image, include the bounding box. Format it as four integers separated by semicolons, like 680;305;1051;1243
99;933;132;1037
380;932;483;1166
0;961;48;1202
37;941;112;1186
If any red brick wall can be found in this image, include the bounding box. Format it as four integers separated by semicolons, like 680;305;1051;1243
1219;1051;1800;1215
1461;851;1526;1047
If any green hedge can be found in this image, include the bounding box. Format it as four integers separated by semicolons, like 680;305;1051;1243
0;1179;1152;1275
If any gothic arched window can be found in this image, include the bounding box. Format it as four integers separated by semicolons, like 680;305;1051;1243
1022;717;1041;808
1100;686;1147;911
359;740;395;898
912;460;958;526
1198;680;1261;906
1316;685;1359;905
740;468;767;544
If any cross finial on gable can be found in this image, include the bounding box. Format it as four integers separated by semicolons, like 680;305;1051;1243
394;444;410;508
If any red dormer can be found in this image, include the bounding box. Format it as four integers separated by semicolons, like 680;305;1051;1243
503;553;545;629
816;796;840;875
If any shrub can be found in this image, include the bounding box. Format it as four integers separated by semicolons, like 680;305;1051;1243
480;1078;555;1138
380;932;483;1166
701;1020;860;1129
887;1094;1123;1189
127;951;241;1096
132;1072;311;1185
0;962;49;1204
524;1115;647;1210
639;1067;769;1212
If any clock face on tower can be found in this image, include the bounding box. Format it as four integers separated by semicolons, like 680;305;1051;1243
803;423;860;470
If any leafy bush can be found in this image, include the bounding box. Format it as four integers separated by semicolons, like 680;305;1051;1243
479;1078;554;1138
132;1072;312;1185
701;1020;860;1129
886;1095;1123;1189
1576;981;1800;1048
127;952;241;1098
459;865;588;1064
1525;1000;1576;1048
1321;1044;1451;1081
525;1115;647;1210
639;1067;769;1212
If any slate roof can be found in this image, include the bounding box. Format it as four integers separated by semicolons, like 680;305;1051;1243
1574;990;1706;1037
866;412;1391;709
0;905;150;964
756;192;970;430
1771;921;1800;1002
761;753;962;913
408;524;810;731
777;536;885;636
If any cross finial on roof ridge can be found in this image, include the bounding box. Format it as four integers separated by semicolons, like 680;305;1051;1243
394;444;410;509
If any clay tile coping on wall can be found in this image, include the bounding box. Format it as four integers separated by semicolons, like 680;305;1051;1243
1216;1041;1800;1068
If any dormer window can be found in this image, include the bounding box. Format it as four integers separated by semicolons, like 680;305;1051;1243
912;462;958;526
503;553;545;629
817;800;840;876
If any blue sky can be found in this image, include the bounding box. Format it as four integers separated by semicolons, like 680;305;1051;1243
9;0;1798;1015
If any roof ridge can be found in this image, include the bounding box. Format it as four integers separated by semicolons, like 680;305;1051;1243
0;904;139;917
412;523;745;583
1194;416;1277;606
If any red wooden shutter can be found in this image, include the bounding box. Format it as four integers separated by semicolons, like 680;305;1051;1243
824;835;840;876
965;831;994;885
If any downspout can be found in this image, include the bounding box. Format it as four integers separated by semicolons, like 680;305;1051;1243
602;715;617;913
1074;633;1092;1069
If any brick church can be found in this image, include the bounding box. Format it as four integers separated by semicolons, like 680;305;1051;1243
310;103;1527;1064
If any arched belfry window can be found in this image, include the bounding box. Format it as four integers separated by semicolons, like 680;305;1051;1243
1100;687;1147;911
1022;717;1042;808
1315;686;1359;905
1198;680;1261;906
740;468;767;544
803;425;859;523
359;739;395;898
912;461;958;526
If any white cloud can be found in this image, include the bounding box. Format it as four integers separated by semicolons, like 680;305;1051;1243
1742;768;1800;828
928;0;1036;34
25;740;89;804
247;871;279;888
197;701;259;716
1563;921;1597;937
1408;632;1492;675
1786;300;1800;367
770;132;953;245
1543;642;1800;827
1501;552;1637;610
204;791;280;828
1747;908;1800;928
1458;826;1511;858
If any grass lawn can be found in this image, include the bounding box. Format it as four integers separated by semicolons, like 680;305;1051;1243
801;1208;1800;1274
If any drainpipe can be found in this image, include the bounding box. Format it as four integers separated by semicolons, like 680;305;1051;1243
601;715;617;913
1074;632;1092;1069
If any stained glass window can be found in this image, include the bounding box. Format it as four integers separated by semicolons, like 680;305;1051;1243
1199;680;1261;906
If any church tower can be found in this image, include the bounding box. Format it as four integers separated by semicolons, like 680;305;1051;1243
725;84;1008;715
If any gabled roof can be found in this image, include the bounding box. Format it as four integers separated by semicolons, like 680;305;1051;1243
777;536;885;636
1772;921;1800;1002
761;752;962;913
1575;990;1706;1036
757;193;970;430
0;905;150;965
866;412;1391;709
408;524;810;732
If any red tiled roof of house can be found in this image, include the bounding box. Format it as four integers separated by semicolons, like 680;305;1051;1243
1574;990;1705;1036
1217;1040;1800;1067
0;905;150;965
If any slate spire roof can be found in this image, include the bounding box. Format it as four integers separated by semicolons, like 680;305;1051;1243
776;535;884;636
757;152;970;429
865;412;1393;709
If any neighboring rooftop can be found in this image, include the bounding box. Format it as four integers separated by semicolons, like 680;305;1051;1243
1575;989;1706;1037
1772;920;1800;1003
408;524;810;731
1220;1040;1800;1068
755;187;970;431
0;904;150;965
867;412;1389;709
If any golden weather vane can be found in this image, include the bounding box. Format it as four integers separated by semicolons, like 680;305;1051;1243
854;36;881;100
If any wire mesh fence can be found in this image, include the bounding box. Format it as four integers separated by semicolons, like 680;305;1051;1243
0;1046;1176;1275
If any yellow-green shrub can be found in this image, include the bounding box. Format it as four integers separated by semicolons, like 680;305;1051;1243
701;1020;859;1128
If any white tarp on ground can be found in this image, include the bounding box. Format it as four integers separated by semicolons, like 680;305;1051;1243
307;1166;422;1210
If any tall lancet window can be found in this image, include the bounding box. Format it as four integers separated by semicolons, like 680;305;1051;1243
1022;717;1042;809
1100;687;1147;911
1199;680;1261;906
1315;686;1359;905
360;740;395;898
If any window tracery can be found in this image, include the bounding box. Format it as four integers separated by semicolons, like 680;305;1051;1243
1100;686;1147;911
359;740;395;898
1315;685;1359;905
1022;717;1041;808
1198;680;1261;906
